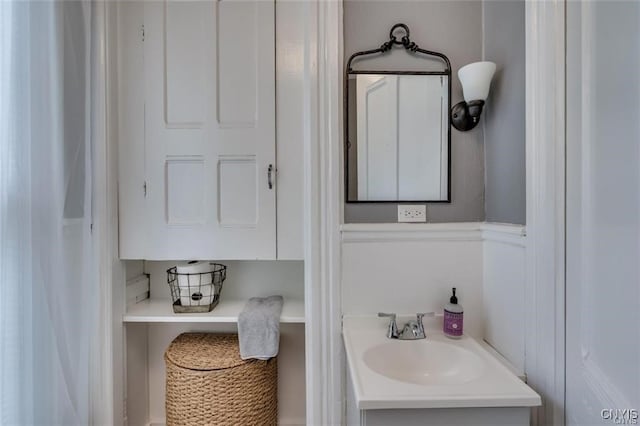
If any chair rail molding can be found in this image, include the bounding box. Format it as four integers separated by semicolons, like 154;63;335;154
303;1;344;425
341;222;482;243
341;222;524;245
525;1;566;425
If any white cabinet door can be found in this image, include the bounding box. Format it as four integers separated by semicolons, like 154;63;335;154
141;0;275;260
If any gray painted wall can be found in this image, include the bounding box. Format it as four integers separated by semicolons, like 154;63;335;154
483;0;526;224
343;0;485;223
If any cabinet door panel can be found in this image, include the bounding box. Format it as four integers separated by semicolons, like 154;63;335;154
218;156;258;226
164;2;206;127
143;0;275;260
165;157;205;225
217;1;257;127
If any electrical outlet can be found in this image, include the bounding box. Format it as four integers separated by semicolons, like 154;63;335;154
397;205;427;222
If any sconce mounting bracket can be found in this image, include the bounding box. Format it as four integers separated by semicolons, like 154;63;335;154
451;100;485;131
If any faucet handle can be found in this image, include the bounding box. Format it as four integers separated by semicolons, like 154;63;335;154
378;312;399;339
416;312;435;321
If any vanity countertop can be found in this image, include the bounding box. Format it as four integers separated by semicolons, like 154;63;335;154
343;315;541;410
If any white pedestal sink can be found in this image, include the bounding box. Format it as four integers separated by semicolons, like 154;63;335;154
343;316;541;426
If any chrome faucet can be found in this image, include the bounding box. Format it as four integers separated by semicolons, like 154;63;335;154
378;312;434;340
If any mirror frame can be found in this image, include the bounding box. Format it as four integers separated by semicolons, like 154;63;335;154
344;24;452;204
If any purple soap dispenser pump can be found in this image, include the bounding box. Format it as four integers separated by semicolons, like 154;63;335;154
443;287;463;338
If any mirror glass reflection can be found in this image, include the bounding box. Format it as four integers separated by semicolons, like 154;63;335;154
346;73;449;202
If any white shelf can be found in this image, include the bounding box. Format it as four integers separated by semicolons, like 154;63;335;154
123;298;305;324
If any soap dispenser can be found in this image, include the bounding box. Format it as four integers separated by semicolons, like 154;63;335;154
443;287;463;338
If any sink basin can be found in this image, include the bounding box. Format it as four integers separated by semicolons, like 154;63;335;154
343;316;542;410
363;340;486;385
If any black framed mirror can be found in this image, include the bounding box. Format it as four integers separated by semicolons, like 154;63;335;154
345;24;452;203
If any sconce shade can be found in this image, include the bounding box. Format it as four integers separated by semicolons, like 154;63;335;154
458;61;496;102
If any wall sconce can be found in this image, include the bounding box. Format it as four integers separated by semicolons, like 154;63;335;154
451;61;496;131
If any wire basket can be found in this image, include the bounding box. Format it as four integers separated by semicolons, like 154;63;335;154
167;263;227;313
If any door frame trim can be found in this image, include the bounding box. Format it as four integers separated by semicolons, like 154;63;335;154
303;1;344;425
524;1;566;425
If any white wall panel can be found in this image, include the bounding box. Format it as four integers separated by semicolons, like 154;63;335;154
126;324;149;426
482;224;526;372
341;223;484;338
566;2;640;423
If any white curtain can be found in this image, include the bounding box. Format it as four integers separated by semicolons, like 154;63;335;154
0;1;97;424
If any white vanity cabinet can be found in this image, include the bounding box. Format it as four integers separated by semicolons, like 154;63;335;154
119;0;301;260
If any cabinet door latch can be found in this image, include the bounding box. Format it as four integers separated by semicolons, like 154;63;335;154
267;164;275;189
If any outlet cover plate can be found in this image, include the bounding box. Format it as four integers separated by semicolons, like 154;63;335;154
397;205;427;222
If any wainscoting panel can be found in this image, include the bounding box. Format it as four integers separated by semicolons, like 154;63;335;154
341;222;527;368
482;223;526;372
341;223;484;338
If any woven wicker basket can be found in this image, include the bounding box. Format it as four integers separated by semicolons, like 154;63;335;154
165;333;277;426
